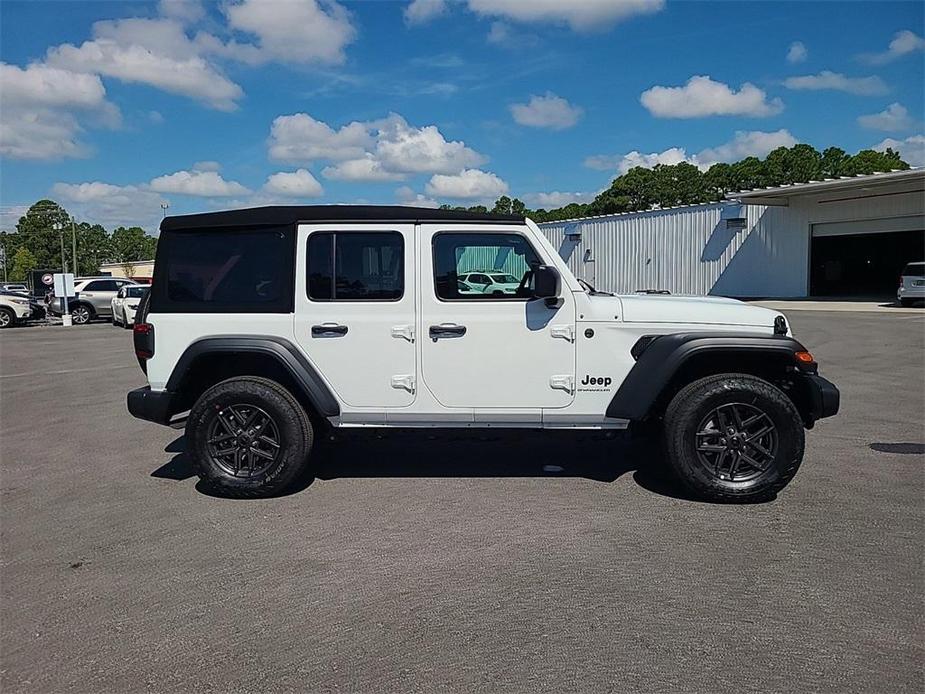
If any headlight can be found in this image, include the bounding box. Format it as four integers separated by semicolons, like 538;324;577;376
10;298;30;306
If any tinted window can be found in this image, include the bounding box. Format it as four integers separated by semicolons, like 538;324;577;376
433;232;540;300
307;231;403;301
125;286;148;298
84;280;118;291
902;263;924;276
151;226;294;313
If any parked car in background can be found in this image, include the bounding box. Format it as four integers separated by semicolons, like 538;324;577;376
0;291;33;328
46;276;136;324
458;271;521;295
897;262;924;307
111;285;149;327
1;283;29;296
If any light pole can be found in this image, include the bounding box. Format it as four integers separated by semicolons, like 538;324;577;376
53;221;66;274
71;216;77;277
161;202;169;219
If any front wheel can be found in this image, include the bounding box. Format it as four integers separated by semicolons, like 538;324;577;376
663;374;805;503
0;307;16;329
71;304;92;325
186;376;314;497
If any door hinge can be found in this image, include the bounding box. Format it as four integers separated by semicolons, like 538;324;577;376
550;324;574;342
391;324;415;342
391;374;415;393
549;375;574;394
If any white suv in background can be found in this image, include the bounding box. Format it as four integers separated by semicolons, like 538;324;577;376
111;285;149;328
897;262;924;307
0;292;32;329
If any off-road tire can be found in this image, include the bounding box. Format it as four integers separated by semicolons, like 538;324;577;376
71;303;93;325
663;373;804;503
186;376;313;498
0;307;16;329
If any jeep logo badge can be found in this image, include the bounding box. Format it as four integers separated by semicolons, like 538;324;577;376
581;375;612;387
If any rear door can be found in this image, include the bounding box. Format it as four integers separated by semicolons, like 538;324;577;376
293;224;416;410
418;225;576;411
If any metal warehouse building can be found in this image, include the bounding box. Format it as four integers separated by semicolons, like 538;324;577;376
538;168;925;298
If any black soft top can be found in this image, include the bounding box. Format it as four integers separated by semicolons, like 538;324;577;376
160;205;525;231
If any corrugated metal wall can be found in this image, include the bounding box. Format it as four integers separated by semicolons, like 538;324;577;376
538;185;925;298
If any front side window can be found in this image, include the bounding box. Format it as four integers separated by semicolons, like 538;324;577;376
433;232;540;300
84;280;118;291
307;231;404;301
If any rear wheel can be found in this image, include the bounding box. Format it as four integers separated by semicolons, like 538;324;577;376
71;304;92;325
663;374;804;502
186;376;314;497
0;307;15;329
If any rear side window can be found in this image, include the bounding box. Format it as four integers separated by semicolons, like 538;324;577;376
151;226;295;313
307;231;403;301
902;263;924;276
84;280;119;291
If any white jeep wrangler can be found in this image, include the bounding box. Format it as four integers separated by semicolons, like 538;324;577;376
128;206;839;501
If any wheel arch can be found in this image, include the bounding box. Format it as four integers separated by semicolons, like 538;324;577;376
607;332;816;424
166;336;340;423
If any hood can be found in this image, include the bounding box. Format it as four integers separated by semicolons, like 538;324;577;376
587;294;783;330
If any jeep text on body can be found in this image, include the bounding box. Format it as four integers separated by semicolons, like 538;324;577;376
128;206;839;501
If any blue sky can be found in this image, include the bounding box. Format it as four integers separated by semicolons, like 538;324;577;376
1;0;923;232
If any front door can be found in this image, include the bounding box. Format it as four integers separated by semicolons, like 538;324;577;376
418;225;576;410
294;224;416;408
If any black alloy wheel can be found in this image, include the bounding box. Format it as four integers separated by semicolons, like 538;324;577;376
206;404;281;478
694;402;778;482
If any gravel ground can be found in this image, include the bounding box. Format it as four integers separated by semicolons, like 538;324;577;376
1;311;922;693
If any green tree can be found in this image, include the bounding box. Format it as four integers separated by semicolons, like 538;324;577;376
9;247;38;282
820;147;850;178
15;200;72;270
491;196;513;215
511;198;527;216
110;226;156;263
843;148;909;176
75;223;112;275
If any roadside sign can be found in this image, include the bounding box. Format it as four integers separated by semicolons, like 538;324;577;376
53;273;75;298
41;273;54;286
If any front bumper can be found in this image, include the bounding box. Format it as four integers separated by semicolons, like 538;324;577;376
801;373;840;424
127;386;175;425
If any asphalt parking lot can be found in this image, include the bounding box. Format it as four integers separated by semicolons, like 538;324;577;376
1;311;923;693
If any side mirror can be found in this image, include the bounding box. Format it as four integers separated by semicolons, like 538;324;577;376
532;265;561;307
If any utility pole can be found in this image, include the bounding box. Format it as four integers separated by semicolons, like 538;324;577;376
53;221;66;273
71;216;77;277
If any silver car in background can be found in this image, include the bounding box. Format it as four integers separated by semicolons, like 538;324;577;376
897;262;924;307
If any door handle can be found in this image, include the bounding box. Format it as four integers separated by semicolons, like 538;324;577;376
311;323;348;337
429;323;466;339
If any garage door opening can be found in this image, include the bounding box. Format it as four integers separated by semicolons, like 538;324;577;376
810;224;925;297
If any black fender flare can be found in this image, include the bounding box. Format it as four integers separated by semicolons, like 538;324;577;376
166;335;340;417
606;332;808;421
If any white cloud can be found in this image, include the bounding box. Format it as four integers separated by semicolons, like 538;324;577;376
148;110;165;124
395;186;440;208
858;103;915;131
0;62;119;160
467;0;664;31
263;169;324;197
45;18;243;110
52;181;167;230
374;114;486;174
694;129;798;167
641;76;784;118
404;0;447;25
268;112;487;177
859;30;925;65
874;134;925;167
425;169;508;199
509;92;583;130
149;170;251;197
586;129;799;174
526;191;595;208
268;113;373;162
225;0;356;65
782;71;888;96
786;41;807;64
158;0;205;23
487;21;510;44
322;156;407;182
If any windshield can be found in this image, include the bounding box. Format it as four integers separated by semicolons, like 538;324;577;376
126;286;149;298
490;274;518;283
902;263;924;276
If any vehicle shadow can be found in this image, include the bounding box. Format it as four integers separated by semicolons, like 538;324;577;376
150;430;724;504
